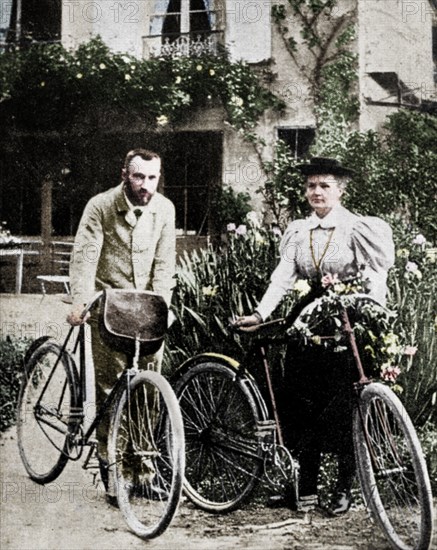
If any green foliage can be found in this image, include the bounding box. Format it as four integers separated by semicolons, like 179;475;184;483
165;216;283;368
340;111;437;241
0;337;27;432
0;37;284;132
210;186;252;231
260;140;309;226
386;216;437;426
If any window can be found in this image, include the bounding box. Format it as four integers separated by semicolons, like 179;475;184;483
162;131;222;235
277;128;316;159
3;0;61;46
145;0;223;58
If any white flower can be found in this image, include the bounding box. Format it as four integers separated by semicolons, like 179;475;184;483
156;115;168;126
227;223;236;232
412;234;426;245
405;261;418;272
202;285;218;297
231;95;244;107
254;232;266;245
76;73;83;79
246;211;261;228
293;279;311;298
125;74;131;81
235;224;247;236
121;55;130;63
99;63;106;69
175;76;182;84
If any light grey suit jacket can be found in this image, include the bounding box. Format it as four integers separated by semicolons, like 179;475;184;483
70;183;176;307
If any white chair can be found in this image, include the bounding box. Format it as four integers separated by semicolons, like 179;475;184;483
37;241;72;296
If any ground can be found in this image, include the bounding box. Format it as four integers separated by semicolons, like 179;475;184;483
2;429;423;550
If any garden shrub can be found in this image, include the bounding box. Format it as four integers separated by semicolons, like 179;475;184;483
0;337;28;432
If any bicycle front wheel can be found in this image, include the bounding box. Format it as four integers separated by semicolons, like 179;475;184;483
17;340;79;483
174;359;265;513
354;383;434;550
108;370;185;539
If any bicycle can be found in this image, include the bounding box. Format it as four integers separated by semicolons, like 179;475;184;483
173;292;434;550
16;289;185;539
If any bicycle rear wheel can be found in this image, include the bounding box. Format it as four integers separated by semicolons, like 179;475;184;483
108;370;184;539
354;383;434;550
174;359;265;513
17;340;79;483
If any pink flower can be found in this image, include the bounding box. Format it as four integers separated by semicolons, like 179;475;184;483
381;365;401;382
321;273;340;288
227;223;236;232
235;224;247;236
404;345;418;356
412;234;426;245
405;261;418;272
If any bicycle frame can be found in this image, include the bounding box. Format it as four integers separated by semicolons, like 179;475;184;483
30;302;142;464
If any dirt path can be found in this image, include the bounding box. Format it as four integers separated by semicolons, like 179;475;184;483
0;429;433;550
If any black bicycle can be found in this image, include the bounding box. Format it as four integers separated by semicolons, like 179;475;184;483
16;290;185;539
173;293;434;550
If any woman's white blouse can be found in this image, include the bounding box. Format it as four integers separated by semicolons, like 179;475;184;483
256;205;395;320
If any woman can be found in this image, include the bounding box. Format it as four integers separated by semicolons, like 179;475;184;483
234;157;395;514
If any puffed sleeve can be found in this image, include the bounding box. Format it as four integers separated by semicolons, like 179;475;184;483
256;220;303;320
351;217;395;305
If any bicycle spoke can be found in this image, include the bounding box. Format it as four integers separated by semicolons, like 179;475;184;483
175;361;264;512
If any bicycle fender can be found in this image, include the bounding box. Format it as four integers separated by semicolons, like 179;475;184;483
171;352;270;422
24;336;52;365
171;352;240;383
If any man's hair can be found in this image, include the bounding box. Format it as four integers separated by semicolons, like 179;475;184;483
124;148;161;171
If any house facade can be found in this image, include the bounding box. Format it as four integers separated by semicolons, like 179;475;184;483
1;0;435;239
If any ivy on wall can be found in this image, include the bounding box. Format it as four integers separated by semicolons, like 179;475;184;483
271;0;359;153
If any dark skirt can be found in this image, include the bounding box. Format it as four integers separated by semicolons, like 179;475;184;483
274;341;355;456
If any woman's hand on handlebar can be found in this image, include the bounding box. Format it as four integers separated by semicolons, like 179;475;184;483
67;304;90;326
231;312;263;328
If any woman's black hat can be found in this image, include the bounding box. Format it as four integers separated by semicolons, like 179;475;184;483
296;157;355;177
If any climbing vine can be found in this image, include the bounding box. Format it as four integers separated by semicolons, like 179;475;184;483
271;0;359;152
0;36;284;132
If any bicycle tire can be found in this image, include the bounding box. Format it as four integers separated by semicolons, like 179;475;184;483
108;370;185;539
353;382;434;550
174;358;265;513
17;340;80;484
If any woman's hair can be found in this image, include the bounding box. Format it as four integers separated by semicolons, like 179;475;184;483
336;175;350;191
124;148;160;171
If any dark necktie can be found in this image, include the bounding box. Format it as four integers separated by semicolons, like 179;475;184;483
133;209;142;219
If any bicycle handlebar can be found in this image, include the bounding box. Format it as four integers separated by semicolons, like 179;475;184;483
230;292;390;337
80;291;104;319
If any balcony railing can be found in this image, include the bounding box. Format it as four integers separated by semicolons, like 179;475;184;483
143;30;223;59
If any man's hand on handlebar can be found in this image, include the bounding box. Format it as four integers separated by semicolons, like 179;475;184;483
67;304;90;326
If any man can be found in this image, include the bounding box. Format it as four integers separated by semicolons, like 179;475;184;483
67;148;176;500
